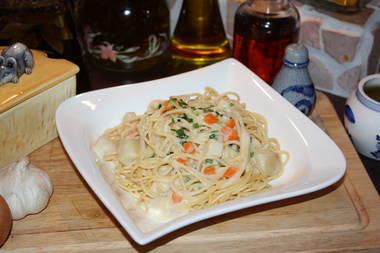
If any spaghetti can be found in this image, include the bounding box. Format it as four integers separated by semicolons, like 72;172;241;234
94;87;289;219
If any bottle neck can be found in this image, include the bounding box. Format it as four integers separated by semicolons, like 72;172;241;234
176;0;224;35
247;0;290;14
182;0;220;16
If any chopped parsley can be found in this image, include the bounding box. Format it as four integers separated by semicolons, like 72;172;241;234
205;159;213;164
181;113;193;123
191;107;200;116
172;128;189;139
209;130;218;139
178;100;188;108
250;152;255;157
202;107;214;113
215;111;223;117
209;133;217;139
192;123;200;128
170;97;177;102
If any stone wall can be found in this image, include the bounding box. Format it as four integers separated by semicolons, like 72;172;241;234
167;0;380;97
295;1;380;97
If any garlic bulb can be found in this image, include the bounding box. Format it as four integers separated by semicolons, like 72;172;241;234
0;157;53;220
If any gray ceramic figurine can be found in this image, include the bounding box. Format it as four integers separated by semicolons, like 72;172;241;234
272;43;316;116
0;42;34;85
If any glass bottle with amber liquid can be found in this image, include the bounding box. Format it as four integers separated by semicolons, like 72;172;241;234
296;0;361;13
233;0;300;85
171;0;230;68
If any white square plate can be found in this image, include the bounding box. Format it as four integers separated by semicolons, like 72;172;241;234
56;58;346;245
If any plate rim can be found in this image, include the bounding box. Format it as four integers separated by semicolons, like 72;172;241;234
56;58;346;245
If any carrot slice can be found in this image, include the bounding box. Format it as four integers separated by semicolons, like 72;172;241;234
204;113;219;124
204;166;215;175
226;119;236;128
183;142;195;154
223;167;237;178
221;126;239;141
221;126;232;136
172;192;182;203
176;158;187;164
161;106;172;113
228;129;239;141
163;100;170;106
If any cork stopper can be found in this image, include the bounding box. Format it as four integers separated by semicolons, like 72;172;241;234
283;43;309;67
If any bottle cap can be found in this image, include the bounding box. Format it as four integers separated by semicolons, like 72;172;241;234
283;43;309;68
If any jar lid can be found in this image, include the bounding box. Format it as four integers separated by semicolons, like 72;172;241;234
356;74;380;112
0;49;79;113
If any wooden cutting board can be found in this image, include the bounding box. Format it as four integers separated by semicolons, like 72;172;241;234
2;92;380;253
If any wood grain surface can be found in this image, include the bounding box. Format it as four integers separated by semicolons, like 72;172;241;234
2;92;380;253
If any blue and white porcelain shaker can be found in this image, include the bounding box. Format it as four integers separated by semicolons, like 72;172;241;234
272;43;316;116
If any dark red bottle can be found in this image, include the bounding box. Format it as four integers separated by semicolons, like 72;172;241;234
233;0;300;85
